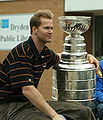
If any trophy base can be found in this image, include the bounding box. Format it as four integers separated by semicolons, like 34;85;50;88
52;63;96;108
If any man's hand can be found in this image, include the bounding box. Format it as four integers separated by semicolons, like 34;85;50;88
52;114;66;120
87;54;99;69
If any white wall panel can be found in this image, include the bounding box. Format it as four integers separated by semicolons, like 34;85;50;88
65;0;103;12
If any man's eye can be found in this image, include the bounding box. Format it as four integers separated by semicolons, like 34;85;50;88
51;27;53;30
44;27;49;29
44;27;53;30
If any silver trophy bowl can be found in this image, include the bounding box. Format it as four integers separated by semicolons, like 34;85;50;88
58;16;91;34
52;16;96;108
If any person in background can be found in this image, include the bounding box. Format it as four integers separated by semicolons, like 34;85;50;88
0;9;98;120
95;60;103;120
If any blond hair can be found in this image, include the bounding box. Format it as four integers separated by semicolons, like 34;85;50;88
30;9;54;34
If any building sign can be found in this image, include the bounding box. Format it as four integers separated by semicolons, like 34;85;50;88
0;13;33;50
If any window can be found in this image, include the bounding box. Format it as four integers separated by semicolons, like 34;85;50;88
94;15;103;60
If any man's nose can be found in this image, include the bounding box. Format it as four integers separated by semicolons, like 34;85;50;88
49;29;53;33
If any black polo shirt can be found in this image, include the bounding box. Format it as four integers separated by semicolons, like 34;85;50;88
0;36;59;102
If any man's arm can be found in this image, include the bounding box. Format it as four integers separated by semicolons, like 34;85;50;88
22;85;65;120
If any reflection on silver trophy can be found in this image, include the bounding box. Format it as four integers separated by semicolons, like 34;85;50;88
52;16;96;107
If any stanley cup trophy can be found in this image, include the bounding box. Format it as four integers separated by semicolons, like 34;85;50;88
52;16;96;107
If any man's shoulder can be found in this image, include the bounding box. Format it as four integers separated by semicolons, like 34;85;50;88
12;39;30;55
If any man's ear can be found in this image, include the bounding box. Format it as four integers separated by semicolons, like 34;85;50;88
32;26;37;33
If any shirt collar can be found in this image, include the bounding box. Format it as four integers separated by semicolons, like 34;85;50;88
27;36;48;59
27;36;40;59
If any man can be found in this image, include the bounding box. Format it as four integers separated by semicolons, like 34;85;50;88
94;60;103;120
0;9;98;120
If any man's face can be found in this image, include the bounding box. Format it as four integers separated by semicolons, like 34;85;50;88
34;17;53;44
